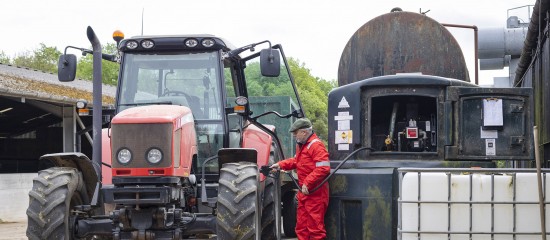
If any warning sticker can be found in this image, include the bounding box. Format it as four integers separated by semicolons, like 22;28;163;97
338;96;350;108
338;144;349;151
338;120;350;130
335;130;353;144
485;139;496;156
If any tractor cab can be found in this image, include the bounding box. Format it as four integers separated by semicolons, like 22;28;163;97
113;34;304;181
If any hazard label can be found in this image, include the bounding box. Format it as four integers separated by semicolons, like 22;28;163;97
338;96;350;108
335;130;352;144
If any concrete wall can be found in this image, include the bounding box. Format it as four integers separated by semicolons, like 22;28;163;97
0;173;34;222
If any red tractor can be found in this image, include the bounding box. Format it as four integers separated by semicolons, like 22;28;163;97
26;27;303;239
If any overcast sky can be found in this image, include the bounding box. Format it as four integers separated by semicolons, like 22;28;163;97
0;0;535;85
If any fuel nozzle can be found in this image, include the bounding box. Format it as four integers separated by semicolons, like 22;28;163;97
384;135;394;151
260;165;273;177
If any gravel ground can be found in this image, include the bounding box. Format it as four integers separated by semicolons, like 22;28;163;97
0;222;27;240
1;221;296;239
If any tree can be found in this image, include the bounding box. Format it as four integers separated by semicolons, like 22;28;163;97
0;51;10;64
76;43;119;85
12;43;61;73
240;58;335;143
288;58;336;143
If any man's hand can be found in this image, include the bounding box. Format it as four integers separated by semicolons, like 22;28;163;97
270;163;280;172
301;184;309;195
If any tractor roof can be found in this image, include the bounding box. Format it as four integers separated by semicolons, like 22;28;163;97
120;34;236;52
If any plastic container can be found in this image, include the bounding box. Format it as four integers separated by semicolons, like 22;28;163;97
400;171;549;240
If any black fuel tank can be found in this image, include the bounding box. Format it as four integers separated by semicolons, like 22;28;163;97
338;11;469;86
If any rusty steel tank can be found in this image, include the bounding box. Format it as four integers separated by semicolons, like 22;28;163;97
338;10;470;86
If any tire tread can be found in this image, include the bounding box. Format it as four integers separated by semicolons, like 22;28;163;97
26;167;83;240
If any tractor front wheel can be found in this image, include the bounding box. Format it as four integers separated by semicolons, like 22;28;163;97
26;167;86;240
216;162;259;240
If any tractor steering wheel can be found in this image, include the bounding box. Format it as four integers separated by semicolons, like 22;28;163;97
162;90;190;97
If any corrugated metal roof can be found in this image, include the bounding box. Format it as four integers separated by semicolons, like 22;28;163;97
0;63;116;106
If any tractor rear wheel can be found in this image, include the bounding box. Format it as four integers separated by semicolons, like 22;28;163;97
26;167;86;240
217;162;259;240
282;190;298;237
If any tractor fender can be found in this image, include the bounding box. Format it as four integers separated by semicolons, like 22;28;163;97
39;152;100;201
242;124;274;168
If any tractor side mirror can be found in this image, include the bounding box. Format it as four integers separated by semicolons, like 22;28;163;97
260;49;280;77
58;54;77;82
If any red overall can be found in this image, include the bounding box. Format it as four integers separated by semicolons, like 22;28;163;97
278;133;330;240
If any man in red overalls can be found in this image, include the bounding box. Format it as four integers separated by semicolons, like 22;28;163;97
271;118;330;240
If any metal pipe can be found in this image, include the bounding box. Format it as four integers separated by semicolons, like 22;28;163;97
389;102;399;140
534;126;547;240
446;172;451;239
397;171;403;240
442;23;479;85
398;132;403;152
514;0;544;86
399;168;550;173
255;167;261;240
87;26;102;182
76;113;93;145
274;172;282;240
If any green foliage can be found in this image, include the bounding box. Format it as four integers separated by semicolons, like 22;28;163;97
289;58;336;143
241;58;336;142
11;43;61;73
0;51;10;64
2;43;119;85
76;43;119;85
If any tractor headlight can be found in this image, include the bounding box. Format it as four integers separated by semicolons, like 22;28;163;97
117;148;132;165
235;96;248;106
185;39;198;48
141;39;155;49
146;148;163;164
76;99;87;109
126;40;138;49
201;38;215;47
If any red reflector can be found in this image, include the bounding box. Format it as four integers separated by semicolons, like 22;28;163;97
188;197;197;206
149;169;165;175
116;170;131;175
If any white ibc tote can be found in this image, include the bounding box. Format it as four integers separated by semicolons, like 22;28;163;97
399;169;550;240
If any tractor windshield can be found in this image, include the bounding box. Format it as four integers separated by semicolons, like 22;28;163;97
118;51;222;120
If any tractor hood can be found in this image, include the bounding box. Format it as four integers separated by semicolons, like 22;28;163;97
112;105;193;124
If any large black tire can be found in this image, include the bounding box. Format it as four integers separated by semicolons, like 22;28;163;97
217;162;258;240
282;190;298;237
26;167;86;240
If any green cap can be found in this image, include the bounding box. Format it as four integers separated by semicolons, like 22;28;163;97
289;118;312;132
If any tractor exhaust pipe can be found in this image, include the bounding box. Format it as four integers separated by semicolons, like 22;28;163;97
87;26;102;182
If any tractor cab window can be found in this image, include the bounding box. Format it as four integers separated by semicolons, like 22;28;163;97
118;51;222;120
